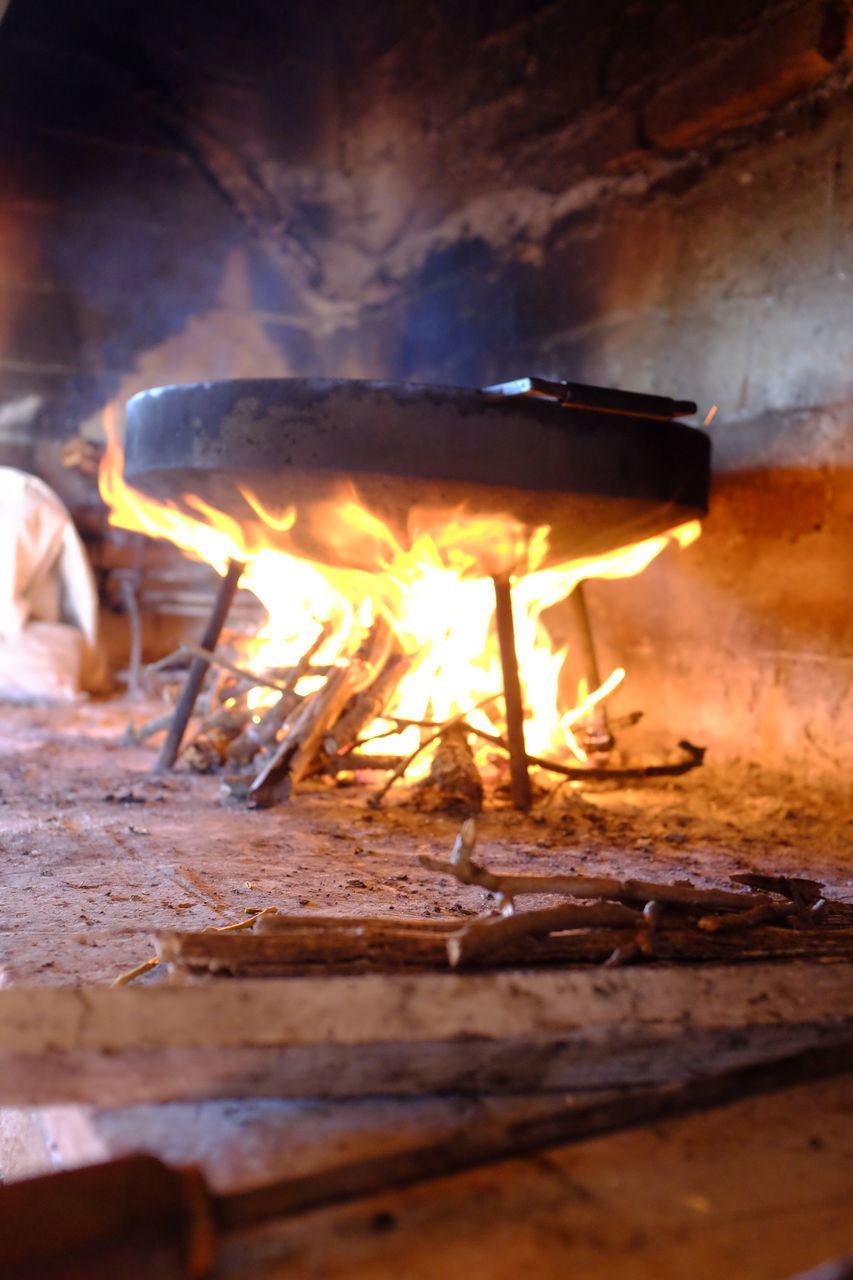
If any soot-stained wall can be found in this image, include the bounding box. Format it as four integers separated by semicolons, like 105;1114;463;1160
0;0;850;773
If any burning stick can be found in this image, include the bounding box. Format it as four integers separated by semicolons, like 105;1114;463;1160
142;645;330;695
224;622;335;768
250;617;393;805
155;558;246;772
459;724;705;782
250;667;361;803
567;580;614;759
324;651;412;755
492;573;532;811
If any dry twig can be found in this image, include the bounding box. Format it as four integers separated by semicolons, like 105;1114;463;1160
419;821;774;912
178;644;293;693
154;910;853;976
461;728;706;782
111;906;278;987
446;899;640;966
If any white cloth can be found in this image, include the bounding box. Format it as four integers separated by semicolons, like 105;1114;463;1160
0;467;99;701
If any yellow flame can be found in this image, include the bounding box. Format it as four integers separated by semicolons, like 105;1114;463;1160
100;405;701;768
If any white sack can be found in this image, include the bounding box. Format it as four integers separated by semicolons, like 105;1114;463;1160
0;467;99;701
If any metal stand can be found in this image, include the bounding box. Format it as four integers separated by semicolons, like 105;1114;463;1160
491;574;532;811
154;558;246;773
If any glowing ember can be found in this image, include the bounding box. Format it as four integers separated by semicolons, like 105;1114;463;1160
99;406;700;770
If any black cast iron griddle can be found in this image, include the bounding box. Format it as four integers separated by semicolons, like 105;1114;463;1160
123;378;711;570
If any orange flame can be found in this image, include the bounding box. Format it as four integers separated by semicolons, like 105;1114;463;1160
100;405;701;767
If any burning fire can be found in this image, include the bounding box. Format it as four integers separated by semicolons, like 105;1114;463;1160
99;407;700;770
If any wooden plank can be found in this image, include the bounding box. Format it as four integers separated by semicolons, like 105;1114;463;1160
0;961;851;1106
154;921;853;978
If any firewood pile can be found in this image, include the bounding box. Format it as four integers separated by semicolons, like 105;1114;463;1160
126;615;491;810
133;820;853;984
124;609;705;812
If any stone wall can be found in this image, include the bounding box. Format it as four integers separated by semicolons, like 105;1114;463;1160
0;0;850;771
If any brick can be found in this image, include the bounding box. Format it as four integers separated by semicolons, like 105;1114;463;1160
645;1;848;149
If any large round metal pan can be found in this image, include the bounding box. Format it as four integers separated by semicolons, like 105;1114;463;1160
123;378;711;569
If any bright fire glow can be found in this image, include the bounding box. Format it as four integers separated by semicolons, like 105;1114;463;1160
99;406;701;769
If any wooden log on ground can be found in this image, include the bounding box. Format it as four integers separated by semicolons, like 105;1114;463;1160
256;914;456;934
155;918;853;978
157;923;454;975
1;962;852;1106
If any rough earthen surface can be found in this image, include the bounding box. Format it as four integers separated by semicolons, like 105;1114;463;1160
1;697;852;1277
1;700;850;989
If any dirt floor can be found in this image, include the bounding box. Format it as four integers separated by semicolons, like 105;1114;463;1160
2;698;853;1279
1;697;851;988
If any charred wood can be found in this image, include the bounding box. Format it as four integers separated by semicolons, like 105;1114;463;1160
183;705;254;772
414;723;483;815
249;665;359;803
223;625;335;768
460;725;706;782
